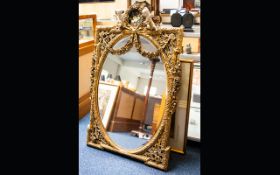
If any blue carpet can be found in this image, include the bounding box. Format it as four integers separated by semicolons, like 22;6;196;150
79;113;200;175
107;132;148;150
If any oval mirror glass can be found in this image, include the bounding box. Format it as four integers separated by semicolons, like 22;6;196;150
98;36;167;150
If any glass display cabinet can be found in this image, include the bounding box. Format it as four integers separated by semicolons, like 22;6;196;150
79;14;97;56
188;62;200;142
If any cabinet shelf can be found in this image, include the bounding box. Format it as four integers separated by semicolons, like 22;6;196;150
180;53;200;62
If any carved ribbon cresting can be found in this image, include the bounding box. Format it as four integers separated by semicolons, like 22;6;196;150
87;2;183;171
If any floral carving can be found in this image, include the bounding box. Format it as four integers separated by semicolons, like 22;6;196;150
88;119;107;145
98;31;118;51
143;128;168;164
108;34;134;55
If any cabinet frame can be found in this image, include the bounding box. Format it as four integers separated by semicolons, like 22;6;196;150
79;14;97;56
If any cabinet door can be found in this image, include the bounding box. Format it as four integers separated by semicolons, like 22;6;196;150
116;91;135;119
131;96;145;121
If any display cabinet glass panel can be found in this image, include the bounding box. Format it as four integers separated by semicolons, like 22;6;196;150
79;14;97;56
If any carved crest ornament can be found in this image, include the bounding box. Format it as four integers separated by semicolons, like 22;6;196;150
87;2;184;171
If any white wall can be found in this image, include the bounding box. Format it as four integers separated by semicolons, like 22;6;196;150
118;66;140;90
160;0;181;11
113;57;166;92
79;0;128;19
79;0;184;19
79;52;93;97
102;56;120;79
136;78;166;96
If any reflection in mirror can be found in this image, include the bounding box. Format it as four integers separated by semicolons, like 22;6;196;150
98;39;166;150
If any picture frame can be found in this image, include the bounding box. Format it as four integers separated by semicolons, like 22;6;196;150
169;59;197;154
98;82;120;129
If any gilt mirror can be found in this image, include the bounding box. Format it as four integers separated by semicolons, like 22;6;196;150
87;2;183;171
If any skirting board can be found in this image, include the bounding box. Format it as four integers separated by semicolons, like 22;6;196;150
79;92;91;119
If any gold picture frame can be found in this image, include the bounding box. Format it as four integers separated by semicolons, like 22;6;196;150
87;2;183;171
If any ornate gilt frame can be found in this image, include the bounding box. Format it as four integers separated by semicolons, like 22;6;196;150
87;2;183;171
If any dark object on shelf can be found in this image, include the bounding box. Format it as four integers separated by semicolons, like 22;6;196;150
101;75;105;81
186;43;192;54
171;12;182;27
182;12;194;28
171;11;194;31
114;75;121;81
